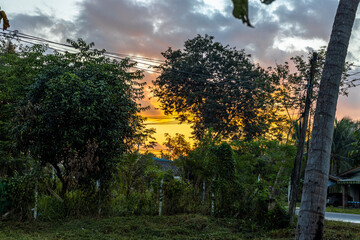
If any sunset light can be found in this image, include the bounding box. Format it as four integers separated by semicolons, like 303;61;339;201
3;1;360;238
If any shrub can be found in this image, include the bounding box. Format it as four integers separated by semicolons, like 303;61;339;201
38;189;99;220
265;203;290;229
5;174;36;220
0;180;10;215
110;191;157;216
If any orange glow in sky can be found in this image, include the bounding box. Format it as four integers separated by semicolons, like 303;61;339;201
143;116;193;154
139;71;194;155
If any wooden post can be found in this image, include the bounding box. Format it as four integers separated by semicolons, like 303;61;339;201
202;180;206;202
96;179;101;215
34;178;38;220
211;176;215;215
342;185;348;208
159;178;163;216
288;180;291;205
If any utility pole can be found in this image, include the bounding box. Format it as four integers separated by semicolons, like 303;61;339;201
288;52;318;223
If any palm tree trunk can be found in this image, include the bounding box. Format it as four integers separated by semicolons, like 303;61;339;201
296;0;359;239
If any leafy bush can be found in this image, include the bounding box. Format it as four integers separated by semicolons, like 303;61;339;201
265;203;290;229
0;180;10;215
38;195;66;220
110;191;157;216
5;174;36;220
38;190;99;220
162;177;197;215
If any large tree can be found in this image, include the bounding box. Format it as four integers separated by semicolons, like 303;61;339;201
296;0;360;239
0;40;48;176
153;35;277;140
13;39;145;196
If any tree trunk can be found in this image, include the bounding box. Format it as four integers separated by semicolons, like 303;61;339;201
289;52;317;224
52;164;68;198
296;1;359;239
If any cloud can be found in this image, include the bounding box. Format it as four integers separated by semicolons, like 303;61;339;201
10;12;76;42
75;0;340;63
8;0;360;120
70;0;347;115
10;0;342;65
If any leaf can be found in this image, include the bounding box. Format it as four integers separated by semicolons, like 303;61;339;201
0;11;10;31
231;0;276;27
231;0;253;27
261;0;276;4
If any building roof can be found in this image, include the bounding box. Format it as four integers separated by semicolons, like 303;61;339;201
152;157;180;176
338;166;360;178
327;167;360;185
337;172;360;185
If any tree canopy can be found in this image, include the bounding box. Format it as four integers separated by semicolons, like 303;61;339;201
153;35;277;140
12;39;146;195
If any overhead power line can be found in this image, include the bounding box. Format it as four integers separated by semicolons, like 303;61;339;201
0;30;286;88
2;29;360;90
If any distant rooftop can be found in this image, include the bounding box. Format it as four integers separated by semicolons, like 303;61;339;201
152;157;180;176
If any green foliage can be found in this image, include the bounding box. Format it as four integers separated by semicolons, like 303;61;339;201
111;153;162;215
178;137;294;224
162;175;196;215
0;40;47;166
12;39;145;195
111;190;157;216
5;174;36;219
232;139;295;188
0;180;9;215
209;142;237;216
331;118;360;174
232;140;295;221
232;0;252;27
115;153;158;200
271;49;353;142
350;126;360;164
265;203;290;229
163;133;191;160
211;142;234;180
153;35;277;140
38;190;99;220
231;0;276;27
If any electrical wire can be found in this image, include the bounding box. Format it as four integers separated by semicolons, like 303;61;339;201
0;30;285;88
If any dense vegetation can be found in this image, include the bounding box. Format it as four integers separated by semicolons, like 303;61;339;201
1;34;360;239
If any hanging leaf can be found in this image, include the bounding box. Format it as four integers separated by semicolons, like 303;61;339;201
231;0;253;27
261;0;276;4
231;0;276;27
0;11;10;31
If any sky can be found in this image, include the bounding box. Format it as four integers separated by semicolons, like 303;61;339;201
3;0;360;150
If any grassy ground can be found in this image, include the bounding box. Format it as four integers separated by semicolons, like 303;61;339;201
326;206;360;215
296;203;360;215
1;215;360;240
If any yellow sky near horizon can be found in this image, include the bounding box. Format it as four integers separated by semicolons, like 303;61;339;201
142;115;194;154
138;63;360;156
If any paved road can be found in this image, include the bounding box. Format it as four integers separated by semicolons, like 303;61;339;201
296;209;360;223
